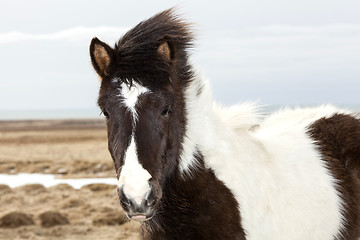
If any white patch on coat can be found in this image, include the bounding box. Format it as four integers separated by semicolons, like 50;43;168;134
208;106;344;240
179;73;216;175
118;137;152;205
179;71;261;176
179;71;346;239
119;81;149;119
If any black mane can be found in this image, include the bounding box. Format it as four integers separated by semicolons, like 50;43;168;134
113;8;194;89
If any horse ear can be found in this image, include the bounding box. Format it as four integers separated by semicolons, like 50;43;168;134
90;37;114;78
157;40;175;62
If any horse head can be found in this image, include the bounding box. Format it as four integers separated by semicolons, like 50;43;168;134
89;9;194;221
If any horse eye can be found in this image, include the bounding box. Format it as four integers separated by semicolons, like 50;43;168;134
161;105;170;116
102;109;110;118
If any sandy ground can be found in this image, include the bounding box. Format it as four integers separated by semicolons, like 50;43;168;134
0;119;140;240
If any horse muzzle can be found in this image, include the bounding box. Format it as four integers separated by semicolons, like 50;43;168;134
118;181;161;222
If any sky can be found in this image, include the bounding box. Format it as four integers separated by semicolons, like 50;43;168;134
0;0;359;114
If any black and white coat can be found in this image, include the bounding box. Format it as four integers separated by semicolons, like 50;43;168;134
90;9;360;240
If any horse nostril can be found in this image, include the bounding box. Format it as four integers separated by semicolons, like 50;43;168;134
121;197;131;207
144;187;157;207
118;186;132;207
144;197;154;207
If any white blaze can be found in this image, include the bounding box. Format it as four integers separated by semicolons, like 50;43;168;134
117;79;152;205
118;137;152;205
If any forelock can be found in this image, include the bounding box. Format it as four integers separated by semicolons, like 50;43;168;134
111;8;194;89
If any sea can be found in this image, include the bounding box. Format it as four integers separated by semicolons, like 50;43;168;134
0;108;103;121
0;105;359;121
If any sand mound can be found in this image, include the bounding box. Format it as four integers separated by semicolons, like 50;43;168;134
16;184;48;195
62;198;86;208
48;183;74;191
0;184;12;194
93;212;128;226
81;183;116;192
39;211;69;228
0;212;34;228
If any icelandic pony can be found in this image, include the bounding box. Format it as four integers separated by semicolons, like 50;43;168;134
89;9;360;240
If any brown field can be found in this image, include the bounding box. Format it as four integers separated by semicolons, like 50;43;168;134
0;119;140;240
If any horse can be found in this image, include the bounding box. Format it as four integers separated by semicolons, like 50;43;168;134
89;8;360;240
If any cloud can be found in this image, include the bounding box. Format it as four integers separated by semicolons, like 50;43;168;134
0;26;129;44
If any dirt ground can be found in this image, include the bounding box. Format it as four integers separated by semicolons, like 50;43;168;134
0;119;140;240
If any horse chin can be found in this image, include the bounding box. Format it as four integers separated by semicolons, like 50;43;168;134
126;212;155;222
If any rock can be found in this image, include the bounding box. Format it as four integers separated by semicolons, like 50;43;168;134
39;211;69;228
0;212;34;228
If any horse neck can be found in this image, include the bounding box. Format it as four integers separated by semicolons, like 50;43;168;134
179;73;263;177
143;159;246;240
141;74;256;239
